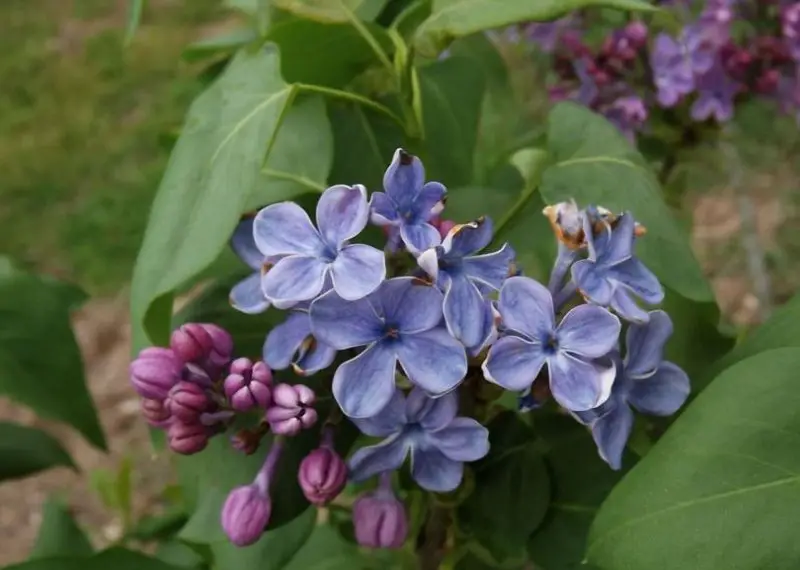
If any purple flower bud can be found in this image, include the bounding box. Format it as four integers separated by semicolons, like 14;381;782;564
140;398;171;428
624;21;648;48
129;347;182;400
171;323;234;375
166;381;211;423
167;421;209;455
352;474;408;549
224;358;272;412
298;441;346;506
221;485;271;547
266;384;317;436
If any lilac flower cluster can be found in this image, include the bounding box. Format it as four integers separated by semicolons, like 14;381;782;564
525;0;800;140
130;148;692;551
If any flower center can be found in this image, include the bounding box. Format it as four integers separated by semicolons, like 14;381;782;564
384;323;400;340
542;332;560;355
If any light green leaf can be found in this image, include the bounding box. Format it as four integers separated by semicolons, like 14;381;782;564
588;348;800;570
273;0;388;23
540;102;712;302
125;0;145;45
414;0;657;56
0;262;104;449
282;523;408;569
29;498;93;560
154;540;206;569
182;28;259;63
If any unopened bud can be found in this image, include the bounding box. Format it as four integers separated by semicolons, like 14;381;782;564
298;445;347;506
353;475;408;549
221;485;271;547
224;358;272;412
140;398;171;428
266;384;317;436
166;381;211;423
171;323;233;375
129;347;182;400
167;421;209;455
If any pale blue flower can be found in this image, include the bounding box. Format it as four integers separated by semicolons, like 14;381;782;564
263;303;336;377
228;217;278;314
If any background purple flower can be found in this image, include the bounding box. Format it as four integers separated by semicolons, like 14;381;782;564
310;277;467;418
691;61;738;121
348;389;489;492
482;276;621;411
253;184;386;305
369;149;446;254
574;311;690;469
651;33;696;106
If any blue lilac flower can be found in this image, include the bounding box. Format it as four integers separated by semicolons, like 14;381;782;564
263;302;336;376
229;217;278;314
369;149;447;254
309;277;467;418
348;388;489;492
574;310;690;469
253;184;386;305
691;62;738;121
571;212;664;323
417;217;515;350
482;276;620;411
651;33;695;107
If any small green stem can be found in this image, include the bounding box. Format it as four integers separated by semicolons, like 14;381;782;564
295;83;405;129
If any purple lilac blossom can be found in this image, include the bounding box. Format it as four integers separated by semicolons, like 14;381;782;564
571;213;664;323
691;61;738;121
310;277;468;419
253;184;386;305
223;358;272;412
369;149;446;254
574;311;690;469
482;276;620;411
783;2;800;61
348;388;489;492
266;383;318;436
263;304;337;376
604;95;648;142
417;217;515;350
651;33;696;106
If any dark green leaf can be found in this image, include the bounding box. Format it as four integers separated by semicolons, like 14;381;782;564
414;0;657;56
182;29;259;63
458;412;550;562
0;262;104;449
0;422;75;481
155;540;207;569
29;498;93;559
539;102;712;302
588;348;800;570
6;548;185;570
417;57;485;188
126;509;189;542
527;414;634;570
272;0;388;22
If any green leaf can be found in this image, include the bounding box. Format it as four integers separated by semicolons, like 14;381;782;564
131;47;326;344
539;102;712;302
125;0;145;45
527;414;634;570
0;263;104;449
587;348;800;570
417;56;486;187
0;422;75;482
6;548;186;570
155;540;207;569
126;509;189;542
29;498;93;559
414;0;657;56
272;0;388;22
458;412;550;562
182;28;259;63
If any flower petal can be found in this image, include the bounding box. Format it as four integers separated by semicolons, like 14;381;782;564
352;389;407;437
253;202;325;257
557;304;621;358
263;311;311;370
497;276;555;340
624;310;673;377
548;242;578;293
378;277;443;334
571;259;614;305
400;222;441;254
231;217;263;270
442;217;493;258
316;184;370;249
368;192;399;226
262;255;328;305
426;418;489;462
628;362;690;416
384;148;424;208
411;181;447;221
610;258;664;304
416;247;441;283
230;272;270;314
481;335;546;391
410;445;463;492
590;402;634;470
309;290;382;350
610;287;650;323
598;213;635;266
463;243;516;291
333;342;398;418
330;244;386;301
443;275;492;348
348;433;410;482
395;328;467;396
405;388;458;432
549;352;615;411
294;340;337;376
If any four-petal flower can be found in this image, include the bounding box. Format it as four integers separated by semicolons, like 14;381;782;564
571;213;664;323
348;388;489;492
574;310;690;469
253;184;386;306
482;276;621;411
369;149;446;254
417;217;515;350
310;277;468;418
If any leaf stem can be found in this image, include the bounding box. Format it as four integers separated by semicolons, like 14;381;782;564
295;83;405;128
